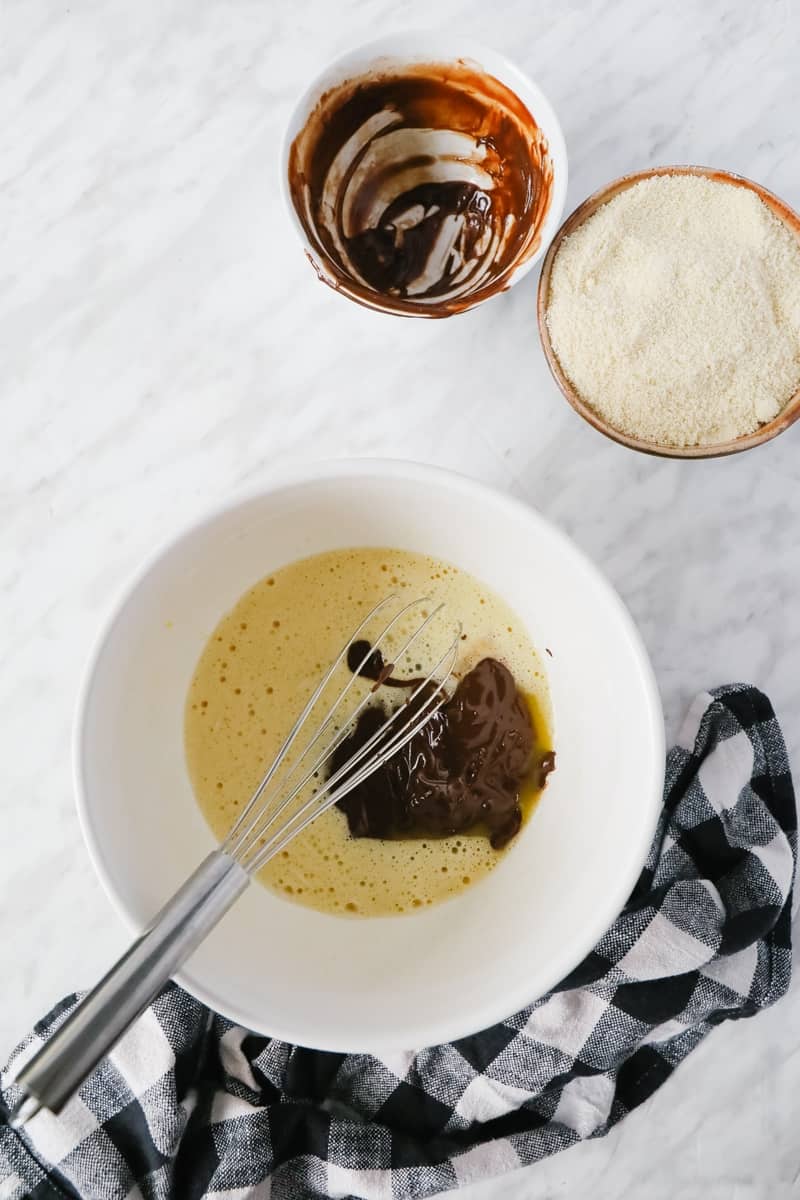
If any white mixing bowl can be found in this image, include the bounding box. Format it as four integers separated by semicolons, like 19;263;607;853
75;460;664;1051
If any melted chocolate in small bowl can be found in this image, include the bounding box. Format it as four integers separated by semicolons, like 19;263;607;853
287;59;554;316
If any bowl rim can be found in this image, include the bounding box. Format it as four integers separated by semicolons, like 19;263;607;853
279;34;568;319
72;457;665;1049
536;164;800;459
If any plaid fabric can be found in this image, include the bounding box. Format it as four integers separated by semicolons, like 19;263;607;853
1;684;795;1200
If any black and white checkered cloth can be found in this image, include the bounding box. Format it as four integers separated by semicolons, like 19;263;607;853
1;684;795;1200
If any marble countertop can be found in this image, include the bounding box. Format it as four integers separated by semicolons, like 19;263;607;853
3;0;800;1194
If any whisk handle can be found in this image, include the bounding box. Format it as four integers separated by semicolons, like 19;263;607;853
8;850;248;1124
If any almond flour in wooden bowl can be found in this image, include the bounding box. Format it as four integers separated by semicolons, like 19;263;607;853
538;167;800;458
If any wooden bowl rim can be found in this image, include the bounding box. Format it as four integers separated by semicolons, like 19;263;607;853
536;164;800;460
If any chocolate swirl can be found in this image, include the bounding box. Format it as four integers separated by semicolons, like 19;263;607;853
288;62;553;316
333;654;556;850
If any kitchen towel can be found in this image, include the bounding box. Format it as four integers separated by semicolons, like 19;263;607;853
1;683;795;1200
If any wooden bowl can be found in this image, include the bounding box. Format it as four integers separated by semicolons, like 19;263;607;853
536;165;800;459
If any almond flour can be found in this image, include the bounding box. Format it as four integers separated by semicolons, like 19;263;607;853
545;174;800;446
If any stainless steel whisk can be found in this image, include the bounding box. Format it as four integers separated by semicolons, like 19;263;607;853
10;595;458;1125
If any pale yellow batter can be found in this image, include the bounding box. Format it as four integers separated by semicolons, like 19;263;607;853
185;547;552;917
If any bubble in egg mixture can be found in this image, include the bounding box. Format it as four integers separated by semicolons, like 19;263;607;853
184;547;553;917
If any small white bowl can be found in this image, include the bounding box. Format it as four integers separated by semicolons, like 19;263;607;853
75;460;663;1051
280;34;568;316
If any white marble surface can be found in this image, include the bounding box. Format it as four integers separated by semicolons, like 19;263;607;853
2;0;800;1194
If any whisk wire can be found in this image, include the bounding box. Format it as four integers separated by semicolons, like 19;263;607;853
233;600;448;865
238;597;440;841
223;592;400;857
246;637;459;873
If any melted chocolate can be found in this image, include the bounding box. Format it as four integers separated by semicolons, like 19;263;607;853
333;654;555;850
347;639;425;689
288;63;554;316
346;180;495;297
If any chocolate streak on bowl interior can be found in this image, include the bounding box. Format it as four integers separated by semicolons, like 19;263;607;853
288;60;554;316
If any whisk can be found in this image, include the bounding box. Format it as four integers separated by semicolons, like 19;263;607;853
9;595;459;1125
